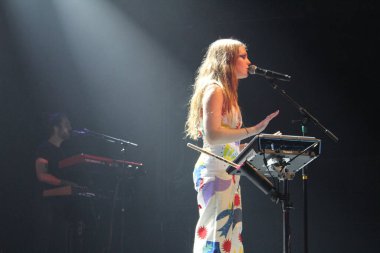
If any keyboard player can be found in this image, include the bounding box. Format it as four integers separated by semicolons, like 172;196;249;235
35;112;77;188
34;112;79;253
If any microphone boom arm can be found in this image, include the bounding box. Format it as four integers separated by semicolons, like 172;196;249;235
267;79;338;142
80;128;138;146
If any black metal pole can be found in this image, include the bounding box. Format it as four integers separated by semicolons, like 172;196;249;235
301;123;308;253
302;169;308;253
119;143;128;253
282;179;291;253
106;173;121;253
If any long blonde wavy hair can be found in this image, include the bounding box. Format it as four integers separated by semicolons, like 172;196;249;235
185;38;246;140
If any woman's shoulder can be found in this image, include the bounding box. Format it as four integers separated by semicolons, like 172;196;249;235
203;83;224;99
203;79;224;93
208;79;223;88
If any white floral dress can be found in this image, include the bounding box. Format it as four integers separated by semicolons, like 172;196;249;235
193;106;244;253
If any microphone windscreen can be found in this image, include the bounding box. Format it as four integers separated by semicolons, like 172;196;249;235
248;65;257;75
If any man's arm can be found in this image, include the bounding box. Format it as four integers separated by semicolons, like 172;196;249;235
35;158;79;187
35;157;63;186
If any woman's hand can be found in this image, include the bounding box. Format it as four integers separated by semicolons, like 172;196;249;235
252;110;280;134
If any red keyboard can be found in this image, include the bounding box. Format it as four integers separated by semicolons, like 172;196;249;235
59;153;143;169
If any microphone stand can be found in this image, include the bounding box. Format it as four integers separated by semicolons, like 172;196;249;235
76;128;138;253
264;81;339;143
118;142;130;253
80;128;138;147
301;119;309;253
263;77;339;253
72;128;139;252
105;142;133;253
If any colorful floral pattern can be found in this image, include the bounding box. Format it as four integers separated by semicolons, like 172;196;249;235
193;107;244;253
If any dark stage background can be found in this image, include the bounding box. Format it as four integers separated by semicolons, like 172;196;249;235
1;0;379;252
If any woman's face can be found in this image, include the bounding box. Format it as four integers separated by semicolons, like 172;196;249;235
234;46;251;79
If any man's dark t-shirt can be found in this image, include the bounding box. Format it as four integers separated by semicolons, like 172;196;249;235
34;141;75;252
35;141;66;189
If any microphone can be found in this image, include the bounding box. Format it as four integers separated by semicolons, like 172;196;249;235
70;129;88;136
248;65;291;81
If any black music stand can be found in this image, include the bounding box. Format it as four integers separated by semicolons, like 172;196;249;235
227;134;321;253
